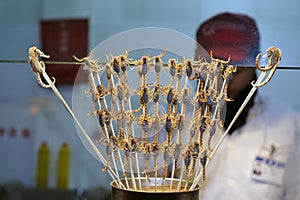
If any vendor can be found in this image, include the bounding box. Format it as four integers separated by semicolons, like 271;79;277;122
196;12;300;200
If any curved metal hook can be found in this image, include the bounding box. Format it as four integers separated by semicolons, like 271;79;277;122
254;46;282;87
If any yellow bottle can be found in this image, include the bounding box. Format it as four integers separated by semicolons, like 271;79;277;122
56;142;70;189
36;142;50;188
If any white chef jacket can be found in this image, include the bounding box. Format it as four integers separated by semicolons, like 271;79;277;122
200;96;300;200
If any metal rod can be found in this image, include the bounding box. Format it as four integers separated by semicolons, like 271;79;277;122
0;60;82;65
1;59;300;70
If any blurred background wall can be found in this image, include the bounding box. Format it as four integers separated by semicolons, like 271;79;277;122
0;0;299;192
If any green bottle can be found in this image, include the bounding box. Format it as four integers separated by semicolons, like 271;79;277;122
56;142;70;189
36;142;50;188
